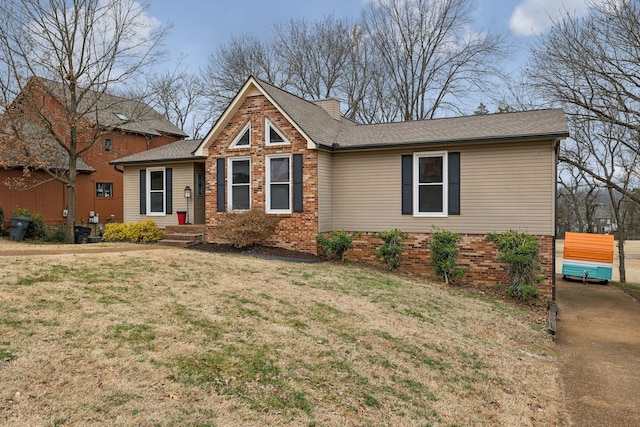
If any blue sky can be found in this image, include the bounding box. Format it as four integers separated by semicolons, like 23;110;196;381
147;0;592;73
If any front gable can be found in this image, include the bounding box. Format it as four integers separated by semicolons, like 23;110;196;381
195;77;316;157
204;88;320;253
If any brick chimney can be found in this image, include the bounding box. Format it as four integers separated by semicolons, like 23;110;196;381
313;98;341;121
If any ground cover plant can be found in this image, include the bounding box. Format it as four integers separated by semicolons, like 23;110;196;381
0;242;564;426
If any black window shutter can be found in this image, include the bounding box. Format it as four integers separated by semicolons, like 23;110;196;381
401;154;413;215
293;154;303;212
448;152;460;215
139;169;146;214
216;158;225;212
165;168;173;214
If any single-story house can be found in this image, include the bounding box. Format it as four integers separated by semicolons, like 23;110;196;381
112;76;569;297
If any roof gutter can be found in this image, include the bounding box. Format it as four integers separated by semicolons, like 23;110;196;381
322;132;570;152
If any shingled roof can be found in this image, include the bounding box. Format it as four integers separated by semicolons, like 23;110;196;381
253;78;569;150
1;119;94;172
36;77;188;138
111;139;204;165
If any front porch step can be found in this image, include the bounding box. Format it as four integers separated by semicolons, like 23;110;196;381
159;227;205;248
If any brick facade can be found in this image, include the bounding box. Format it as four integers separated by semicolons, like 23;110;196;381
342;232;554;299
204;95;319;253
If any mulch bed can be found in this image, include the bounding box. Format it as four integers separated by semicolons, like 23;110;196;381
188;243;321;262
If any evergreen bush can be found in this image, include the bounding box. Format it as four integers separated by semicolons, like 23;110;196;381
374;228;408;270
486;230;543;301
102;220;165;243
316;230;359;261
429;228;466;284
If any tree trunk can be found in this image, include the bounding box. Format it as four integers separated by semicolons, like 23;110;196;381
64;183;76;244
617;236;626;284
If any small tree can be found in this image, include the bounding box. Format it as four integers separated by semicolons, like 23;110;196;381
486;231;543;301
374;228;408;270
429;228;465;284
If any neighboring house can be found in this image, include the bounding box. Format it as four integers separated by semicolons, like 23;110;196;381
0;77;187;228
114;76;569;297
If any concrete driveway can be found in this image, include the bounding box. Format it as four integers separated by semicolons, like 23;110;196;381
556;278;640;426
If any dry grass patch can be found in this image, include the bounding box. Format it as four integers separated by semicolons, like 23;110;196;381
0;244;565;426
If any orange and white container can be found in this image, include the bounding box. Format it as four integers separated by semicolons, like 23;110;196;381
562;232;614;282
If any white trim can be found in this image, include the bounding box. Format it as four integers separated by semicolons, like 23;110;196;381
265;118;290;146
194;77;315;156
228;157;251;211
413;151;448;217
266;154;292;214
229;122;251;148
562;259;614;269
146;167;166;216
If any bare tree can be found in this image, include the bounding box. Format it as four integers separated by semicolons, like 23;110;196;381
572;116;640;282
274;16;355;100
527;0;640;204
147;59;212;139
0;0;168;242
202;35;286;117
557;159;600;235
361;0;507;121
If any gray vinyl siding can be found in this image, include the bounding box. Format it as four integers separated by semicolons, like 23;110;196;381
318;150;333;232
123;163;199;227
330;140;556;236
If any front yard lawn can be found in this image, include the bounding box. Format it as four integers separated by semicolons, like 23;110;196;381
0;245;563;426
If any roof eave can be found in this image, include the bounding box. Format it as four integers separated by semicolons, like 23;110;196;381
329;132;570;151
110;156;207;166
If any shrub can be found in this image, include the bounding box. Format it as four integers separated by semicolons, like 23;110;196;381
429;228;466;284
12;208;46;240
43;225;65;242
316;230;359;262
102;220;165;243
486;230;543;301
374;228;408;270
0;205;4;230
217;210;280;248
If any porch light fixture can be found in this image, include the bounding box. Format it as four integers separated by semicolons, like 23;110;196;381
184;186;192;224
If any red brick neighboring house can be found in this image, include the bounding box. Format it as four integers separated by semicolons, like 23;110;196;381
0;77;187;228
116;76;569;298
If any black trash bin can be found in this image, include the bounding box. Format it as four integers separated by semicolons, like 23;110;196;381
9;216;31;242
74;226;91;244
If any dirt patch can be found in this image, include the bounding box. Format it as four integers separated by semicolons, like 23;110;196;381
188;242;320;261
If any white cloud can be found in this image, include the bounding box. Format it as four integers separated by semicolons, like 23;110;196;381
509;0;590;36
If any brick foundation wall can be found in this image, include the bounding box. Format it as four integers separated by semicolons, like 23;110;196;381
340;232;554;300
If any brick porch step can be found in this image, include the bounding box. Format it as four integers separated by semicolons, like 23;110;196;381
159;226;205;248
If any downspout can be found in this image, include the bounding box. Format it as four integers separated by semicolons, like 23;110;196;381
553;138;561;301
113;165;124;174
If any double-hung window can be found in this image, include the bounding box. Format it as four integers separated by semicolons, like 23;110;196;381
266;155;291;213
414;152;447;217
229;157;251;211
147;168;166;215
